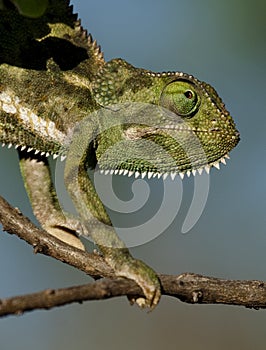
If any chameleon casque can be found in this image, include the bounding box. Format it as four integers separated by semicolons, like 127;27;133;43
0;0;239;308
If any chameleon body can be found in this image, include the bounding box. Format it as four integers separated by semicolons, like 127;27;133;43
0;0;239;308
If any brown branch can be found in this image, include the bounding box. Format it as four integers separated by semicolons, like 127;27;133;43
1;195;266;318
0;195;113;278
0;274;266;317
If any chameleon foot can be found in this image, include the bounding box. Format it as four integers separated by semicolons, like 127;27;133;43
105;250;161;309
124;259;161;309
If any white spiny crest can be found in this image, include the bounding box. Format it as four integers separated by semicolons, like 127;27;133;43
220;157;226;165
213;162;220;170
0;141;63;161
170;172;176;180
0;144;230;179
73;152;231;180
141;172;147;179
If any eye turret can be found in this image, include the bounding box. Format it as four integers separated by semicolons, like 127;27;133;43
160;80;200;117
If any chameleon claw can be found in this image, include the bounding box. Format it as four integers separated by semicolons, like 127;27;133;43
113;256;161;309
128;274;161;309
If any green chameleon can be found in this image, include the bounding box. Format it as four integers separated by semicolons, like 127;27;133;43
0;0;239;308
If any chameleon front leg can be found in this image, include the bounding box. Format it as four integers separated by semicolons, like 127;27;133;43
19;153;85;251
64;124;161;308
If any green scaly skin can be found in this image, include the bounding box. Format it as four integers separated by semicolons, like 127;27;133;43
0;0;240;308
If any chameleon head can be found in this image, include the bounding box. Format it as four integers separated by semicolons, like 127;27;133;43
92;59;240;178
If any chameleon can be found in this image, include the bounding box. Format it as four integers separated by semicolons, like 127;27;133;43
0;0;240;308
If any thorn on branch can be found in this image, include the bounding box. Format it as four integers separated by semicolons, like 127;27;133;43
33;242;49;254
192;291;203;303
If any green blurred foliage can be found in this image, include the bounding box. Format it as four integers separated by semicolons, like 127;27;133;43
0;0;48;17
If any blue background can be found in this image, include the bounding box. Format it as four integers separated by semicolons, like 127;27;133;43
0;1;266;349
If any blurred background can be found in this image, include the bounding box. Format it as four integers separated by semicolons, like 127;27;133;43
0;0;266;349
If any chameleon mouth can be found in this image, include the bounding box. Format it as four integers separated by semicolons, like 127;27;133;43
98;153;230;180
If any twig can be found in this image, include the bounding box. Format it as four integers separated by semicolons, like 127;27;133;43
0;273;266;317
0;195;113;278
1;195;266;318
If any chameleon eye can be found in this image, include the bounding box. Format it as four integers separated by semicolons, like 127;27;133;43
160;81;200;117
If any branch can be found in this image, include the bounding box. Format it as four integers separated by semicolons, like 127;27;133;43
0;195;113;278
1;195;266;318
0;274;266;317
